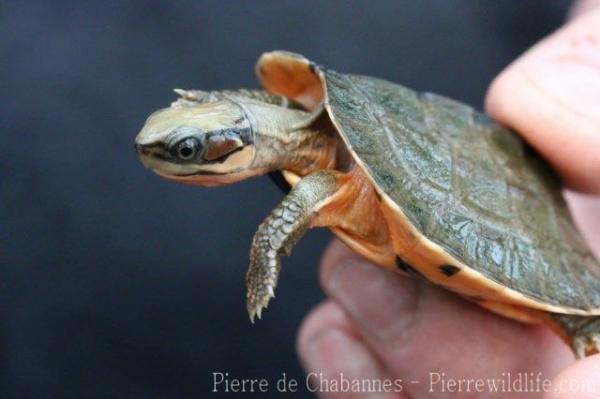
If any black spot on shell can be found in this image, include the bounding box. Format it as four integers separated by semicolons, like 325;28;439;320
439;264;460;277
395;256;421;277
308;62;317;73
395;256;410;271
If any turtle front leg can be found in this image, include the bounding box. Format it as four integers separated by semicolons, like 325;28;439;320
550;314;600;358
246;171;341;322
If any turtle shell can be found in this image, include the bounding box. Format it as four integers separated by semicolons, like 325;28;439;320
257;51;600;315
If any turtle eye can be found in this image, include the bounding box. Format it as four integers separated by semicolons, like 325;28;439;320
176;138;200;160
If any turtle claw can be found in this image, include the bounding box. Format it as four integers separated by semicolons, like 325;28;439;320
573;333;600;359
256;308;262;321
594;334;600;348
551;314;600;358
247;287;274;323
246;244;279;323
247;273;279;322
574;337;587;359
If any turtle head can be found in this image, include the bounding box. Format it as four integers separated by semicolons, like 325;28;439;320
135;100;259;186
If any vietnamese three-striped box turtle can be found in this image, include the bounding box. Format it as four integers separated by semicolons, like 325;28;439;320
134;51;600;358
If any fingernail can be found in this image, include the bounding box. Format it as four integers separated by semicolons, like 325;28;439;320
325;259;421;344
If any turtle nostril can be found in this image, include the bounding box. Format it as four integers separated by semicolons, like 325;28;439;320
135;142;164;157
134;142;148;155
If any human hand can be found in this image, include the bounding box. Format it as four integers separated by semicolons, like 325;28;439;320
297;3;600;398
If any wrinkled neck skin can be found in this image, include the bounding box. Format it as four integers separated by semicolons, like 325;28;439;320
244;101;342;177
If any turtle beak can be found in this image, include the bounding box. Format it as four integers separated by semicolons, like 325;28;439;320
134;141;165;170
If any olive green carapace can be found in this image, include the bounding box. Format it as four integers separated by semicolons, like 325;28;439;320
323;70;600;311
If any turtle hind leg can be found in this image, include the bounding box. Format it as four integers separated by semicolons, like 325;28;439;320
550;313;600;358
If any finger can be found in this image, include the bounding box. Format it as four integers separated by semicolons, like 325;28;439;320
564;191;600;257
569;0;600;19
297;300;406;399
485;8;600;193
544;354;600;399
320;240;574;398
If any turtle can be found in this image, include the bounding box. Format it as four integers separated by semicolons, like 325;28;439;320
134;50;600;358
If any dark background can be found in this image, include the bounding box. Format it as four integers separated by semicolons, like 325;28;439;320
2;1;571;398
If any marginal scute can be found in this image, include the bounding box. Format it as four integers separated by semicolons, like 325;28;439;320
439;265;460;277
395;256;421;277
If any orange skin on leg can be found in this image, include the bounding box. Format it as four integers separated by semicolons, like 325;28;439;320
311;166;397;269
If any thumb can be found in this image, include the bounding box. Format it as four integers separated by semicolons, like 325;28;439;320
485;6;600;193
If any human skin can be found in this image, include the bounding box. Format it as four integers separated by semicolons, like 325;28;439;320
297;2;600;398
